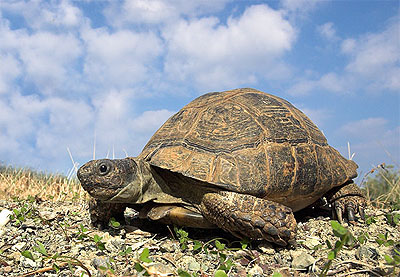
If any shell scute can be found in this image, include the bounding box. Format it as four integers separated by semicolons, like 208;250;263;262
140;88;357;208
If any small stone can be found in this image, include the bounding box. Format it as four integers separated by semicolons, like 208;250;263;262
356;245;379;260
92;257;108;269
0;209;12;227
19;255;38;268
12;242;26;251
39;210;57;221
105;237;125;253
181;256;200;271
290;250;316;269
248;264;264;276
303;236;321;249
160;240;178;252
147;263;174;275
2;266;12;273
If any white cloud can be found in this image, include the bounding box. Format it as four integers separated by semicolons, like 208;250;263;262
339;117;388;139
317;22;338;41
341;38;356;53
105;0;232;26
337;121;399;171
289;16;400;95
131;109;176;133
163;4;296;89
280;0;322;18
82;27;163;89
0;54;21;94
0;15;83;95
343;19;400;91
288;72;348;95
1;0;84;30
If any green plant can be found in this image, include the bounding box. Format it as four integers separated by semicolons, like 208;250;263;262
20;241;92;276
375;232;395;247
134;247;153;275
320;221;356;276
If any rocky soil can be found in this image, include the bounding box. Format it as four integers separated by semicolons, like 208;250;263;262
0;199;399;277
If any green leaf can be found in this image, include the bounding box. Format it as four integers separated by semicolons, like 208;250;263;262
326;239;333;249
93;234;102;243
272;273;282;277
21;250;35;261
331;220;348;237
215;240;225;251
327;250;336;260
139;248;152;263
214;270;228;277
125;246;132;254
177;269;192;277
384;254;394;264
193;241;203;251
34;241;48;256
240;239;249;250
52;263;60;273
109;217;121;228
134;262;144;272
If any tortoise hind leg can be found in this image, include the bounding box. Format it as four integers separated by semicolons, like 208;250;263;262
200;191;297;246
326;181;366;223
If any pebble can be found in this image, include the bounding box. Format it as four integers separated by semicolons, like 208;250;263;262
248;264;264;276
19;255;38;268
290;250;316;269
181;256;201;271
0;209;12;227
303;236;321;249
147;263;174;275
356;245;379;260
160;240;178;252
105;237;125;252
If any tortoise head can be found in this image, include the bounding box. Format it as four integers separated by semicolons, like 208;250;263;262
77;157;145;202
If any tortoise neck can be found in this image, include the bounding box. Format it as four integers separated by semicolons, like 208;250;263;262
137;160;185;205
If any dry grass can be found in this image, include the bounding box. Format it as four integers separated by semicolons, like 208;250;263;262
0;164;88;201
362;164;400;209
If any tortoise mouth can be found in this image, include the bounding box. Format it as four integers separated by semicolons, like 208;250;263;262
83;184;120;201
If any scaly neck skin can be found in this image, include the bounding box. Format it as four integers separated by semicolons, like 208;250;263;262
107;159;185;205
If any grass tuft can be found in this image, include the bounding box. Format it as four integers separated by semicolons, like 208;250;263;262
0;164;87;201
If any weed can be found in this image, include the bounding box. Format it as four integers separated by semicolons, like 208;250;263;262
19;241;92;276
320;221;356;276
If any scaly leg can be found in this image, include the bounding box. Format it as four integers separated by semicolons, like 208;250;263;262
200;191;297;246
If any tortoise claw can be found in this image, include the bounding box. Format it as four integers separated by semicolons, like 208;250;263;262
347;207;355;222
335;206;343;223
359;207;365;221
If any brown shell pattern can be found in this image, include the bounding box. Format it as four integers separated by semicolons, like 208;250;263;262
139;88;357;209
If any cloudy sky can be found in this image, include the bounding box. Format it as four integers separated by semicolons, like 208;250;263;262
0;0;399;180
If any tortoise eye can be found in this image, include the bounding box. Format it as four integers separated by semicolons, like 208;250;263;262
98;163;109;175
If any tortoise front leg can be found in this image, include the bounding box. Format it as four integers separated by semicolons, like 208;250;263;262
200;191;297;246
201;191;296;246
88;197;127;229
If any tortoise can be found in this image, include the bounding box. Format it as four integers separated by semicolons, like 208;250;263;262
77;88;365;246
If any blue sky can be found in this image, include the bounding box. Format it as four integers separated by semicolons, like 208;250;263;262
0;0;399;181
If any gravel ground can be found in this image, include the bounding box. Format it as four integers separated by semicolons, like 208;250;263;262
0;199;399;277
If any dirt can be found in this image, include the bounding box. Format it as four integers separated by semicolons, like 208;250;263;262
0;199;399;276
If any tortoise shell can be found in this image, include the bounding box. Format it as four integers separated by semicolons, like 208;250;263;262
139;88;358;211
